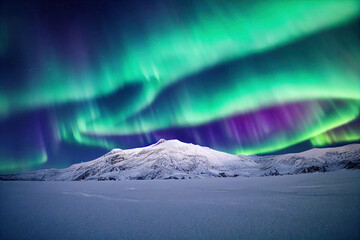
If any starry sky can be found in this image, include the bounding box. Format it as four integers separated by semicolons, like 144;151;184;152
1;0;359;174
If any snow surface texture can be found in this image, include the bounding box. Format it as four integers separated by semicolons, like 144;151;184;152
1;139;359;181
0;170;360;240
256;143;360;176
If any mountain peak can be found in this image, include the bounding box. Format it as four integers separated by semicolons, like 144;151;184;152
152;139;184;148
153;139;167;146
1;142;359;181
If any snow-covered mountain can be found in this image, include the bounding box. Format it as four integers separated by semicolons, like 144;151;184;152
1;140;359;181
256;143;360;176
0;139;258;181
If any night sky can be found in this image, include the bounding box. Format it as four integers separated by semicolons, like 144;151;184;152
1;0;359;174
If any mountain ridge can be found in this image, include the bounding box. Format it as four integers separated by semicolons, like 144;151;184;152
1;140;359;181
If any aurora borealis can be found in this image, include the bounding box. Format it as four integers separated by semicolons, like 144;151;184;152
0;0;359;173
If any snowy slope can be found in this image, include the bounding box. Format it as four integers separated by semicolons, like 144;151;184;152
1;140;359;181
256;144;360;176
0;139;259;181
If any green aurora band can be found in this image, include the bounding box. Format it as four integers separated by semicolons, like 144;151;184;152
1;0;359;117
0;0;360;172
45;2;360;153
80;22;360;135
310;121;360;146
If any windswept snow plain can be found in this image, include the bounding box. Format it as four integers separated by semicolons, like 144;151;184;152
1;170;360;240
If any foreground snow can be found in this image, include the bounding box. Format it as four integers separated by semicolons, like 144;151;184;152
1;170;359;240
1;140;359;181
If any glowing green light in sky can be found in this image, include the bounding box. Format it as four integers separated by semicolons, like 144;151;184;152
1;0;359;118
81;24;360;136
310;122;360;146
1;0;360;173
0;151;47;174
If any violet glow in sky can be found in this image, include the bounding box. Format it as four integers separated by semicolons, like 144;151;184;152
0;0;359;173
